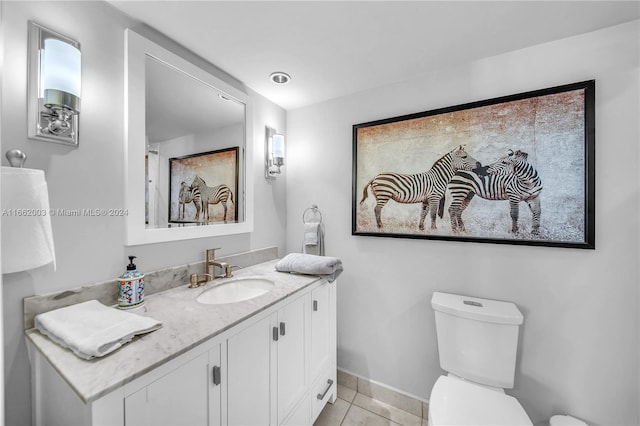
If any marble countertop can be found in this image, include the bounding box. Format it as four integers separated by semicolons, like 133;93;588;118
26;260;322;404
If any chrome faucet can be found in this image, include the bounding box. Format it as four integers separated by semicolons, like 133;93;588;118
207;248;233;279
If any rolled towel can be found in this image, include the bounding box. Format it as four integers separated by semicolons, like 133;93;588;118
34;300;162;360
275;253;343;283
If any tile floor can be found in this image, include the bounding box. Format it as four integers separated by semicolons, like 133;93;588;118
313;384;427;426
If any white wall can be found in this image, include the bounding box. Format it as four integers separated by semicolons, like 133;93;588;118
1;2;286;425
286;20;639;425
0;1;5;423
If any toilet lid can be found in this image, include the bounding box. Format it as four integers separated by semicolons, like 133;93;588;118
430;376;533;425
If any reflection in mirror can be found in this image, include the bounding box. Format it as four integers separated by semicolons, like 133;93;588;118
144;56;245;229
125;29;252;245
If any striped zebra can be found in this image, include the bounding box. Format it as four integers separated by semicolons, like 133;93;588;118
178;181;195;220
447;149;543;234
360;145;481;230
190;175;234;223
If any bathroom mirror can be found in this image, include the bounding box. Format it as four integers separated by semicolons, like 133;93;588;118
125;29;253;245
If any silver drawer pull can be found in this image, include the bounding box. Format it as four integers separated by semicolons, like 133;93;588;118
316;379;334;400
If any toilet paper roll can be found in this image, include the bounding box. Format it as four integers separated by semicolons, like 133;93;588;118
1;167;56;273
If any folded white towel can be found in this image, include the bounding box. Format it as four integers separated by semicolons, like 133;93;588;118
34;300;162;360
275;253;343;283
303;223;319;246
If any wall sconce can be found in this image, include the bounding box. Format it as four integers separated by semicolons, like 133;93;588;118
265;126;285;179
27;21;81;147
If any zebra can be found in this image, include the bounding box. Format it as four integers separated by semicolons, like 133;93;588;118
190;175;234;223
177;181;196;220
360;145;481;231
447;149;543;235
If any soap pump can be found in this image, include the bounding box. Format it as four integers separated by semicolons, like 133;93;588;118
117;256;145;309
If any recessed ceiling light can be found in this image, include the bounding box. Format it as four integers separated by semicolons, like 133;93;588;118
270;72;291;85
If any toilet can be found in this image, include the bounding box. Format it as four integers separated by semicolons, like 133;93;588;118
429;292;532;425
550;415;588;426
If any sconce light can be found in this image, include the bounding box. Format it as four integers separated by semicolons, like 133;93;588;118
28;21;81;147
265;127;285;179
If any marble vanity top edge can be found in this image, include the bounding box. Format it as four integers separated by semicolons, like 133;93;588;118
25;258;325;404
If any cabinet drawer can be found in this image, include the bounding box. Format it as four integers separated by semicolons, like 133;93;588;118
310;365;337;422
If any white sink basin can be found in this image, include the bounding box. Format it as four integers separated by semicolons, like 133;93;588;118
196;277;275;305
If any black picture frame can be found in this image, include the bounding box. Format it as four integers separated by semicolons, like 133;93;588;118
352;80;595;249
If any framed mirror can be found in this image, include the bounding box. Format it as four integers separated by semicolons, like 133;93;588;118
125;29;253;245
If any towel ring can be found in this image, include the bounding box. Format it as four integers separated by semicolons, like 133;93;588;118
302;204;323;224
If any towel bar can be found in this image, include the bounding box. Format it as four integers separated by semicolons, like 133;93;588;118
303;204;323;224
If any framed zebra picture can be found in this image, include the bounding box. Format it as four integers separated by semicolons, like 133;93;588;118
168;147;239;225
352;80;595;249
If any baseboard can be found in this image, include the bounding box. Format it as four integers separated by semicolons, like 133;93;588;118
336;367;429;419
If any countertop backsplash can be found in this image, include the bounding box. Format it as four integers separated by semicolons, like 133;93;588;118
23;246;278;330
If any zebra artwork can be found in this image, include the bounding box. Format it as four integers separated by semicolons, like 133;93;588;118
177;181;196;220
447;149;543;235
360;145;481;231
190;175;234;223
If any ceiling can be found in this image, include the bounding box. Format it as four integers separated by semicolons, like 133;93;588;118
108;1;639;111
145;55;244;143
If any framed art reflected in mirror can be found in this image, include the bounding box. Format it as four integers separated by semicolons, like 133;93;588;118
168;147;239;225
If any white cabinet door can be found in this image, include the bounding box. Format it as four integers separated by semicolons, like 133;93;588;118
226;314;273;426
311;282;332;379
125;352;209;426
276;294;308;424
310;281;337;423
209;343;223;426
226;294;310;426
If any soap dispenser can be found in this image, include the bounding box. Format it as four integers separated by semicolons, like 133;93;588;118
117;256;145;309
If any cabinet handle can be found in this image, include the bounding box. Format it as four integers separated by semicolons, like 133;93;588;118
313;300;318;311
279;322;286;336
316;379;334;400
212;365;221;386
273;326;279;341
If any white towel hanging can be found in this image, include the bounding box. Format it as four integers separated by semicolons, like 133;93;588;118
302;205;325;256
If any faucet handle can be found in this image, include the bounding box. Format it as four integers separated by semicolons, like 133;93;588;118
189;274;199;288
206;248;221;260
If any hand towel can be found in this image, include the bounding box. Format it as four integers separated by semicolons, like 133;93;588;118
302;222;325;256
275;253;343;283
34;300;162;360
303;222;319;246
1;167;56;273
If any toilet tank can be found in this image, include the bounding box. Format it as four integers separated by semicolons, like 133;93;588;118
431;292;524;389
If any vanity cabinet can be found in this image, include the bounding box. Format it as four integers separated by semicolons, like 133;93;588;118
29;278;336;426
227;293;307;425
124;346;221;426
310;280;337;420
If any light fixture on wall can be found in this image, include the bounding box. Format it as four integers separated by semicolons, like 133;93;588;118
265;127;285;179
27;21;82;147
